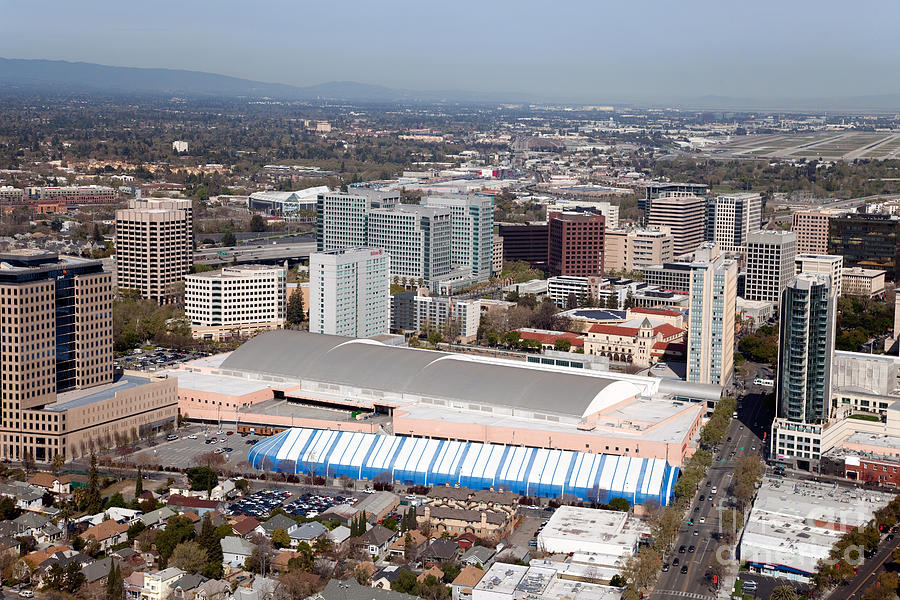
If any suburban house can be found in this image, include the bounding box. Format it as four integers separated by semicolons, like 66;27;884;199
221;536;255;568
230;516;260;538
461;545;495;569
166;495;220;516
386;530;427;559
354;525;396;560
420;538;459;565
371;565;414;590
141;568;186;600
255;514;299;538
27;473;72;495
290;521;328;547
80;520;129;552
450;565;485;600
139;507;177;530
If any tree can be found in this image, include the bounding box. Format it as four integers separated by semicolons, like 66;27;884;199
154;515;196;568
84;454;103;514
197;512;224;578
246;534;275;576
289;542;315;572
171;541;209;574
313;536;332;556
609;575;626;587
566;293;578;310
249;214;267;232
271;528;291;549
770;586;798;600
186;466;218;491
286;290;304;325
606;293;619;309
609;497;630;512
51;453;65;474
106;562;123;600
135;467;143;498
46;562;85;594
221;231;236;247
554;339;572;352
391;569;419;594
623;290;635;309
107;492;126;508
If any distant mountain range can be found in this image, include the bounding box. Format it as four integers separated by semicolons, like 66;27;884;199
1;57;899;112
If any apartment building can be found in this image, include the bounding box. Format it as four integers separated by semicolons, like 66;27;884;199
27;185;118;206
497;222;548;270
828;213;900;281
647;194;706;256
547;212;605;277
0;187;24;203
771;274;835;468
708;193;763;253
391;292;481;342
796;254;842;297
492;235;503;275
368;204;452;282
185;264;286;340
315;190;400;252
791;209;844;255
604;227;674;272
0;250;176;463
115;199;193;303
686;248;738;387
423;195;494;281
309;247;390;338
744;230;796;304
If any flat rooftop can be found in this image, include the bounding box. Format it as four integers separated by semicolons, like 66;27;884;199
539;505;648;546
47;375;151;412
164;370;273;396
238;399;380;423
751;476;894;525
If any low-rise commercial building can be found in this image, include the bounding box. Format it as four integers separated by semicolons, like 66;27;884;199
537;506;648;561
842;267;886;297
391;292;480;342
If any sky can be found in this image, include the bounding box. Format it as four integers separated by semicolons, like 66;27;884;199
1;0;899;104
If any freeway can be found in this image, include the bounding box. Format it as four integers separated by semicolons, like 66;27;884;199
193;241;316;266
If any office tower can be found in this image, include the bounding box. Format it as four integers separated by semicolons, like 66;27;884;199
309;247;390;338
497;223;548;269
744;231;796;304
775;274;835;424
0;250;178;463
828;213;900;281
115;198;193;303
185;264;287;340
604;227;674;272
367;205;451;282
315;190;400;252
796;254;843;297
791;208;844;255
687;249;737;386
548;212;605;277
647;194;706;256
641;182;708;220
423;195;494;281
710;193;763;253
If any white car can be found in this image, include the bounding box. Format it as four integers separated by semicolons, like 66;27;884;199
711;486;717;494
19;591;34;599
216;430;225;435
188;434;198;440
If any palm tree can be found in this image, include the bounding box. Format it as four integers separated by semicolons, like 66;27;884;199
769;585;798;600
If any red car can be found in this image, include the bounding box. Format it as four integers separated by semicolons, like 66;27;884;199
226;431;234;435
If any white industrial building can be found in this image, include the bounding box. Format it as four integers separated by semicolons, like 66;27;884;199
184;264;286;340
739;477;894;580
473;561;623;600
536;506;649;561
309;247;390;339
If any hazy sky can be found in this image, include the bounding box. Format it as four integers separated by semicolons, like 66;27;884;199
1;0;899;102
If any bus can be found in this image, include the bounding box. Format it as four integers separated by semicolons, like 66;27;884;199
754;378;774;387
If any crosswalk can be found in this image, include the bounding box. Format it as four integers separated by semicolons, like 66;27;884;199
653;590;715;600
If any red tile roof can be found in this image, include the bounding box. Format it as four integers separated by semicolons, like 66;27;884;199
588;324;639;336
652;342;687;355
653;323;685;338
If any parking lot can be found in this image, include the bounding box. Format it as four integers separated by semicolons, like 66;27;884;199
284;492;359;518
129;428;261;470
227;489;293;517
115;347;207;374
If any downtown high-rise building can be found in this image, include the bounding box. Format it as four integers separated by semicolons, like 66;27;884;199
647;194;706;256
309;247;391;338
548;211;606;277
791;208;844;255
686;245;737;386
367;205;451;283
744;230;796;304
422;195;494;281
115;198;193;303
0;250;178;463
828;213;900;281
709;193;763;253
795;254;843;297
315;190;400;252
775;274;835;424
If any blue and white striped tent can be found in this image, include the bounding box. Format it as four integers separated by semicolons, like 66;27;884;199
248;428;679;506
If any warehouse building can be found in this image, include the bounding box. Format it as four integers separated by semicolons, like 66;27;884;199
536;505;649;562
